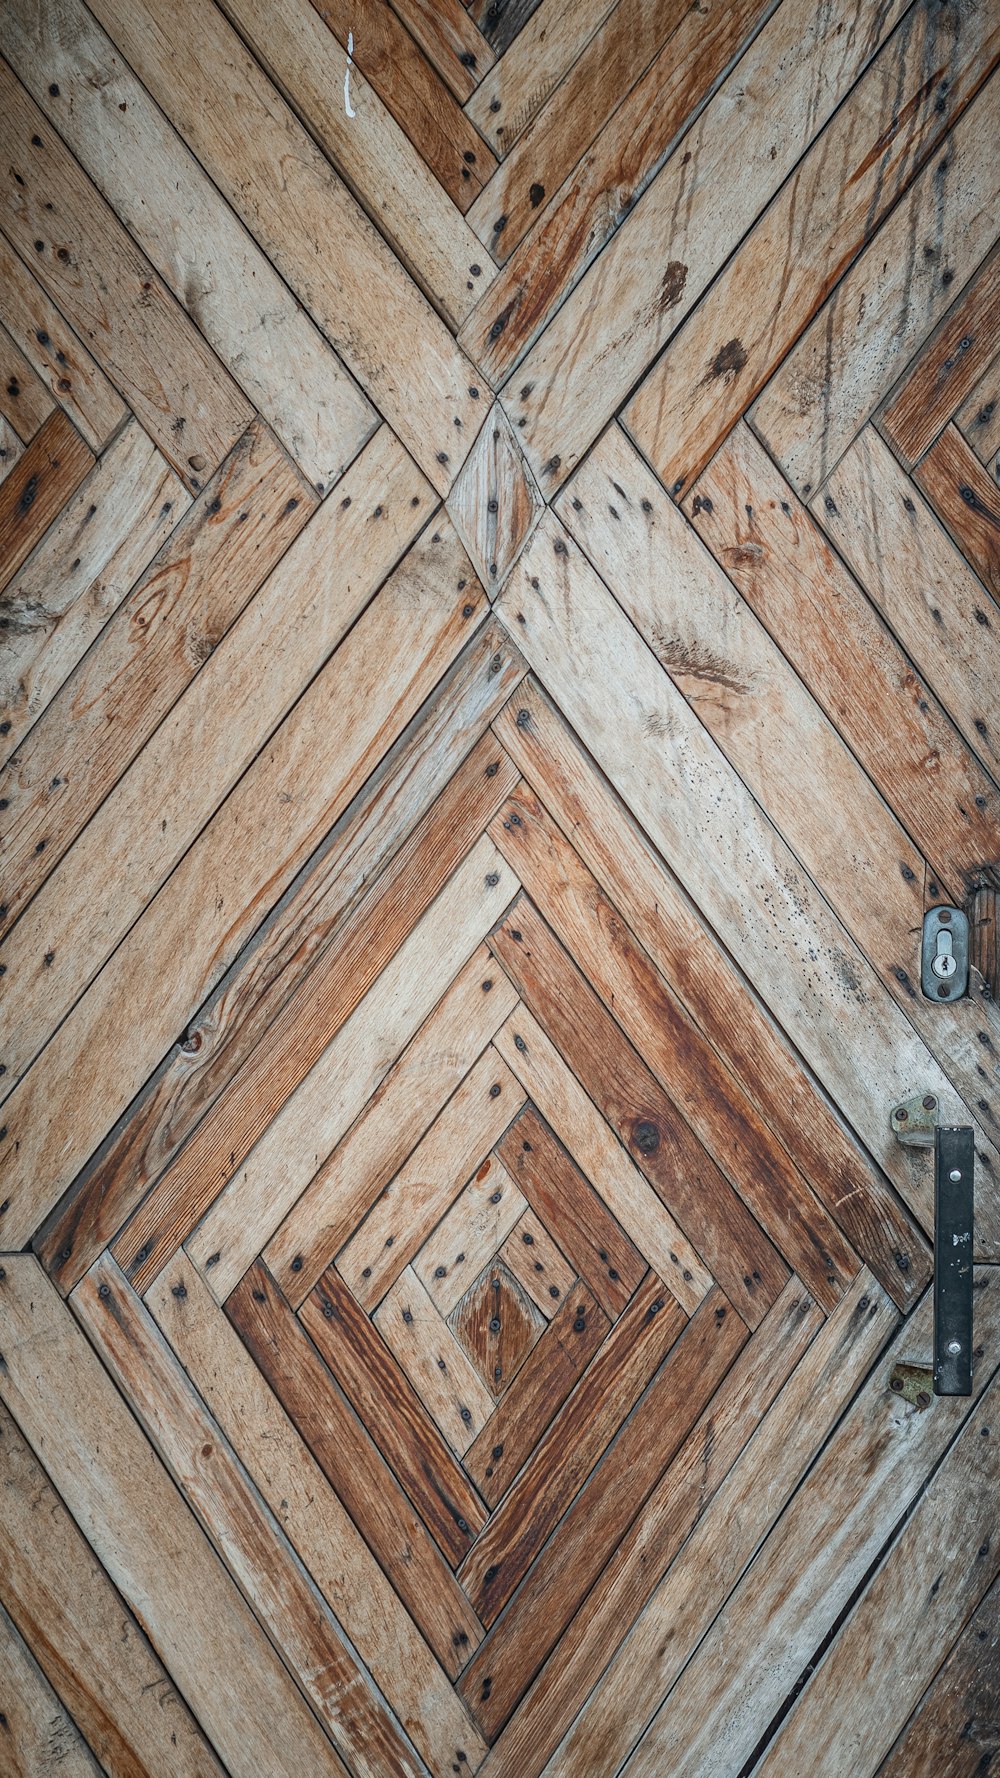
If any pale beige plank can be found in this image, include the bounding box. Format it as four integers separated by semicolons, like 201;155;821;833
337;1047;526;1310
86;0;485;494
0;429;429;1090
186;838;520;1300
494;1003;711;1313
415;1154;527;1313
752;68;1000;498
446;399;543;592
0;1255;344;1778
147;1251;487;1778
1;67;252;490
466;0;618;155
0;231;125;451
0;415;24;485
73;1254;417;1778
375;1264;496;1455
0;419;186;755
0;1603;102;1778
0;0;377;493
494;513;990;1227
617;1271;1000;1778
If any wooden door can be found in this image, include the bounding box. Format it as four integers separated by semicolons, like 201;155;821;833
1;1;999;1772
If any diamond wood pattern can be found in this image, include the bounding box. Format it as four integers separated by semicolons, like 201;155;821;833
1;1;999;1773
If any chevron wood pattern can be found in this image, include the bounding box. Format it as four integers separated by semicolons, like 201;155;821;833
1;0;999;1773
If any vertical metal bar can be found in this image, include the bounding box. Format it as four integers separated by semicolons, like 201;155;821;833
934;1125;974;1395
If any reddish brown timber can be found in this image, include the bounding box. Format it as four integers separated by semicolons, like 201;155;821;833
0;422;308;940
464;1281;610;1507
301;1263;488;1564
880;249;1000;468
460;1286;745;1739
496;1106;646;1319
491;899;789;1326
389;0;495;102
0;409;93;594
227;1261;484;1675
914;422;1000;600
41;629;524;1292
956;347;1000;467
451;1260;543;1397
491;783;858;1309
458;1273;683;1623
0;232;126;451
498;1206;576;1317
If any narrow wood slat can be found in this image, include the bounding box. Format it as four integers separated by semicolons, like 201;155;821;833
0;475;467;1249
113;732;517;1293
955;346;1000;465
459;0;771;385
3;431;417;1094
0;232;126;450
492;683;926;1307
876;1570;1000;1778
518;1273;879;1778
86;0;484;494
0;408;93;594
0;420;185;767
914;421;1000;599
492;0;908;490
0;1256;344;1778
753;1369;1000;1777
1;68;253;491
491;900;789;1327
0;415;24;485
466;0;619;154
451;1260;543;1398
752;67;1000;500
1;0;377;493
268;939;520;1309
0;1399;228;1778
0;1603;102;1778
496;1106;646;1319
493;514;984;1225
498;1206;576;1317
461;1286;745;1740
374;1263;497;1454
623;0;1000;498
185;840;520;1303
415;1152;528;1314
459;1274;684;1625
227;1260;484;1674
42;627;524;1291
492;779;859;1309
337;1047;526;1311
494;1002;713;1313
220;0;496;325
687;421;1000;896
301;1263;487;1563
389;0;496;103
149;1251;486;1777
618;1273;1000;1778
466;0;544;59
463;1282;609;1508
73;1254;415;1778
881;249;1000;467
0;318;54;439
815;426;1000;787
304;0;495;201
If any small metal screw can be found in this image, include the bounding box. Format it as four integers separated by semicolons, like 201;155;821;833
949;1168;962;1182
947;1338;962;1355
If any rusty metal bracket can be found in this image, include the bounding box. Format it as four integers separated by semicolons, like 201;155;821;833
889;1092;939;1148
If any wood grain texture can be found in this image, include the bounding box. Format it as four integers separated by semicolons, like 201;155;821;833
0;408;93;593
0;231;127;450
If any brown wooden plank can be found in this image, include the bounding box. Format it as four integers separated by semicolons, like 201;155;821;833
389;0;495;102
73;1253;418;1778
226;1260;484;1675
463;1281;609;1507
497;1206;576;1317
0;408;93;594
623;0;1000;499
0;1255;345;1778
881;249;1000;467
149;1251;487;1778
876;1570;1000;1778
451;1260;544;1398
112;733;518;1294
0;416;23;485
41;627;524;1292
956;346;1000;465
686;421;1000;899
374;1263;497;1454
1;68;253;490
0;1399;229;1778
0;231;127;450
0;319;54;440
0;1604;102;1778
490;898;789;1326
300;1263;487;1564
496;1105;646;1318
460;1286;745;1739
491;780;859;1309
459;1273;684;1624
914;421;1000;599
466;0;620;154
1;421;305;940
415;1152;527;1314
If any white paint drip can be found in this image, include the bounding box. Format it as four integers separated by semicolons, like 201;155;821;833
344;29;356;117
